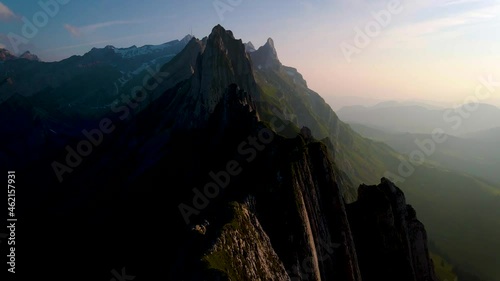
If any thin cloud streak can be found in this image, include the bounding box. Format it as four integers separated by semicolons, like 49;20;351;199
441;0;484;6
64;24;81;37
64;20;142;38
377;1;500;49
0;2;16;22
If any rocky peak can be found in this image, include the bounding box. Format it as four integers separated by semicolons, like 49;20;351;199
300;126;313;141
148;25;259;130
80;46;120;65
265;38;277;53
0;48;16;61
187;25;259;123
244;41;256;53
19;51;40;61
0;49;39;62
180;34;194;45
250;37;281;70
209;24;235;41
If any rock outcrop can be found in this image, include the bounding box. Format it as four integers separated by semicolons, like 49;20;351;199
347;178;438;281
19;51;41;61
198;125;437;281
0;48;16;61
204;202;290;281
250;38;281;70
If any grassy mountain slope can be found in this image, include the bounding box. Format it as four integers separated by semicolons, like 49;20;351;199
252;66;401;193
248;47;499;281
348;123;500;185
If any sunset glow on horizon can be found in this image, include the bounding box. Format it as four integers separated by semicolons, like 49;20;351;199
1;0;499;106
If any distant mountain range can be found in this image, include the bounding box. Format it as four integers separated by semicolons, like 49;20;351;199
348;122;500;185
325;97;451;111
0;48;40;62
0;35;192;109
463;126;500;142
339;101;500;184
338;101;500;281
337;102;500;136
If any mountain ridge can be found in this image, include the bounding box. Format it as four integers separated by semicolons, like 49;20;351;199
2;24;492;281
0;48;40;61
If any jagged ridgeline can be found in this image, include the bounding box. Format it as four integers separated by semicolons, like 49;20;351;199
2;25;438;280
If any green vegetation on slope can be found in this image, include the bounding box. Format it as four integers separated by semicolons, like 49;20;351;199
402;167;500;281
348;122;500;186
251;62;499;281
253;67;402;190
431;253;457;281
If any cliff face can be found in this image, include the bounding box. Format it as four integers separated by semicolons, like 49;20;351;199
249;136;362;281
196;124;437;281
347;179;438;281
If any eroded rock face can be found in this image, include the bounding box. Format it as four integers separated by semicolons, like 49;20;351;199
256;138;363;281
199;129;437;281
347;178;438;281
204;202;290;281
190;25;259;124
407;205;438;281
152;25;260;130
250;38;281;70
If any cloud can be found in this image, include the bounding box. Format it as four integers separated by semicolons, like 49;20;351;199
81;20;140;33
64;24;81;37
377;1;500;49
0;2;16;22
441;0;483;6
64;20;141;38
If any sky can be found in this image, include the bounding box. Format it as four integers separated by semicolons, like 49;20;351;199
0;0;499;107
